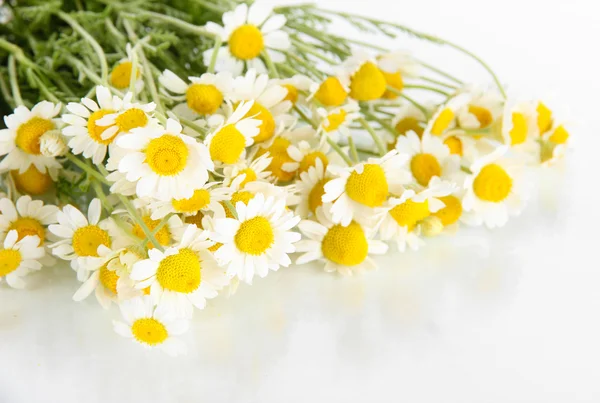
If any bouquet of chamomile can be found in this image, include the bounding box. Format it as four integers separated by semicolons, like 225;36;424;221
0;0;570;355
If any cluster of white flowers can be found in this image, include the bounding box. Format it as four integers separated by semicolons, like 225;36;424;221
0;3;570;355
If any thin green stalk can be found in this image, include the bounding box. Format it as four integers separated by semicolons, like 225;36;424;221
140;213;173;249
294;105;317;128
276;62;300;77
291;38;338;65
92;181;113;214
208;36;222;74
0;72;14;108
386;87;429;118
224;200;238;220
347;135;359;162
31;73;61;104
7;56;23;106
65;153;111;185
128;48;139;96
262;50;280;78
191;0;228;13
404;84;450;96
415;59;463;85
284;50;325;79
178;117;208;137
419;76;458;90
118;194;163;251
126;10;216;38
358;117;386;156
363;111;397;137
326;136;352;166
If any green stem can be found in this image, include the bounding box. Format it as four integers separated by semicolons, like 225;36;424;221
262;50;279;78
31;73;61;104
178;117;208;137
126;10;216;38
387;87;429;118
363;110;397;137
415;59;463;85
191;0;228;13
294;105;317;128
359;117;386;156
118;194;163;251
418;76;458;90
7;56;23;106
404;84;450;96
140;213;173;248
326;136;352;166
347;135;359;162
291;38;338;65
284;50;325;79
208;36;222;74
92;181;113;214
0;72;14;108
65;153;111;185
223;200;238;220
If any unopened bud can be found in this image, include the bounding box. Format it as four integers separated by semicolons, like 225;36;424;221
40;130;68;157
420;216;444;237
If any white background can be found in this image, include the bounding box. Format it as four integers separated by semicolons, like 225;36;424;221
2;0;600;402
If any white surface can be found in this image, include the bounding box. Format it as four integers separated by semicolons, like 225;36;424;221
2;0;600;402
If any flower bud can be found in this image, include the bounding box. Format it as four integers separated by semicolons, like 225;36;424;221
40;130;68;157
420;216;444;237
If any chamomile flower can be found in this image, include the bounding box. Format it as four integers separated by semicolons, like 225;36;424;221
255;136;299;182
535;100;557;135
323;150;410;226
62;86;122;164
211;193;301;284
0;101;62;174
337;50;387;101
159;70;234;116
295;158;330;218
296;207;387;276
540;120;571;165
48;199;123;280
317;102;361;141
117;118;213;201
10;165;54;195
501;100;539;162
117;204;183;250
95;92;157;137
109;44;144;92
457;86;503;130
228;69;293;142
273;74;314;105
377;51;420;99
287;138;330;175
377;178;455;252
390;103;428;141
394;131;461;187
130;225;229;318
113;295;189;356
310;76;349;107
148;182;232;221
0;230;44;289
223;152;273;190
203;3;291;75
462;146;527;228
425;94;471;136
205;101;260;165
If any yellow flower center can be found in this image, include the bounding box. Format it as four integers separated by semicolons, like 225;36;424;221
473;164;512;202
185;211;204;228
16;117;54;155
224;191;254;218
11;166;53;195
87;109;117;145
509;112;528;145
389;199;430;232
431;108;454;136
131;318;168;346
145;134;189;176
99;264;119;294
208;242;222;252
283;84;298;104
0;249;22;277
110;61;140;90
349;62;386;101
410;153;442;187
321;221;368;266
156;247;201;293
432;195;462;226
8;217;45;244
444;136;463;156
229;24;264;60
257;137;296;182
381;70;404;99
468;105;493;128
236;168;257;188
323;109;347;133
244;102;275;142
395;117;424;137
299;151;328;174
186;84;223;115
172;189;210;214
209;124;246;164
537;102;553;134
345;164;388;207
234;216;274;255
314;77;347;107
72;225;111;257
115;108;148;133
308;178;329;214
133;216;171;249
549;125;569;144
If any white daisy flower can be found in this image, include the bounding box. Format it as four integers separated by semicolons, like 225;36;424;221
62;86;123;164
377;177;455;252
254;135;299;182
456;86;504;130
159;69;234;116
148;182;232;221
501;100;540;163
113;295;189;356
211;192;301;284
322;150;411;226
389;103;428;141
377;50;420;99
394;131;461;187
287;136;330;176
294;157;330;218
316;102;361;141
109;44;144;92
9;164;55;196
336;49;388;101
273;74;315;105
0;230;44;289
425;93;471;136
223;152;273;190
95;92;157;138
296;206;387;276
117;118;213;201
205;101;260;165
462;146;528;228
130;225;229;318
540;120;571;165
0;101;62;174
243;180;300;208
203;3;291;75
228;69;293;143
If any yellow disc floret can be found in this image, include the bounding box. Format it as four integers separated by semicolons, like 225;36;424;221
229;24;264;60
257;137;296;182
172;189;211;213
389;199;430;232
468;105;493;128
9;217;45;244
410;153;441;187
431;108;454;136
473;164;512;202
235;216;274;255
236;168;257;188
156;247;201;293
12;166;53;195
87;109;117;145
99;264;119;294
321;221;368;266
145;135;189;176
210;125;246;164
132;318;168;346
0;249;22;277
349;62;387;101
444;136;463;156
115;108;148;133
509;112;528;145
16;117;54;155
283;84;299;104
133;216;171;249
314;77;347;107
381;70;404;99
345;164;388;207
72;225;111;257
186;84;223;115
308;178;329;214
244;102;275;142
185;211;204;228
323;109;347;133
549;125;569;144
110;61;140;90
432;195;462;226
395;117;424;138
537;102;553;134
299;151;328;174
